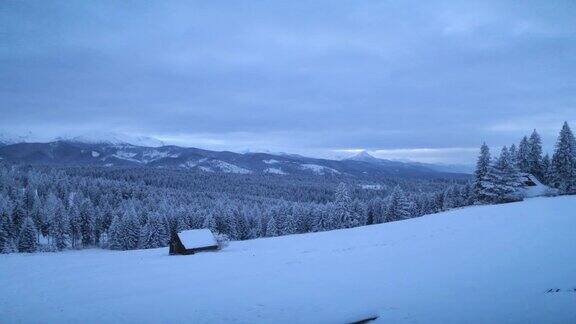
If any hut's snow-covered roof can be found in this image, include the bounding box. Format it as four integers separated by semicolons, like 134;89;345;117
520;173;558;198
177;229;217;249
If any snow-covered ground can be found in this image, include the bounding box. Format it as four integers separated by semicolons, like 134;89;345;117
263;167;287;175
1;196;575;323
360;184;385;190
212;160;252;174
299;163;340;175
263;159;280;164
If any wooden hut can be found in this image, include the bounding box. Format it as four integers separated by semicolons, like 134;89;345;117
169;229;219;255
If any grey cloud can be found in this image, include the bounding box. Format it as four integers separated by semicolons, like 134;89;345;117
1;0;575;162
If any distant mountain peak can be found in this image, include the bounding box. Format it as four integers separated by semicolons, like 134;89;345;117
347;150;380;162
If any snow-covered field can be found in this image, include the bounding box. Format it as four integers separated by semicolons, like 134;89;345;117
1;196;575;323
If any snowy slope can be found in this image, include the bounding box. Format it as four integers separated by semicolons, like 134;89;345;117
1;196;575;323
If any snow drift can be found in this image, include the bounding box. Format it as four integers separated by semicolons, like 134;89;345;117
0;196;575;323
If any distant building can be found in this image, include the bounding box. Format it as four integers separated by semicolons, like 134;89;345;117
520;173;537;187
519;173;558;198
169;229;219;255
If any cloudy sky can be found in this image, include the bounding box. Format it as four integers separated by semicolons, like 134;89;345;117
1;1;575;163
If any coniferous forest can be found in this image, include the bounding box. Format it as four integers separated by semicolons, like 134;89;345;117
1;122;575;254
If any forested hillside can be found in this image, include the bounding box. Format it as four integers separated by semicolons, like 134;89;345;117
0;162;469;253
1;122;574;254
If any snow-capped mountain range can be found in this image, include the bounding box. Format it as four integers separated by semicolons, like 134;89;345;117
58;131;165;147
0;131;165;147
0;131;39;145
0;133;471;178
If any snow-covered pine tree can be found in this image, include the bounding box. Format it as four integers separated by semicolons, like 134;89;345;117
366;198;385;225
473;143;492;204
462;183;475;206
488;146;523;203
234;208;251;240
441;186;454;211
433;191;444;213
202;213;217;232
290;204;308;234
334;182;354;228
120;206;141;250
215;203;237;239
141;212;168;249
517;136;531;172
98;200;114;235
385;186;412;221
42;193;61;242
285;213;298;235
541;154;553;186
164;213;183;241
0;209;16;253
350;198;366;227
68;204;81;249
28;190;43;242
50;206;69;251
266;216;278;237
273;203;296;235
107;213;123;250
527;129;544;180
551;121;576;194
93;207;104;246
277;212;297;236
311;203;331;232
18;217;38;253
11;202;27;238
509;144;518;167
79;199;95;247
252;215;263;238
481;147;523;204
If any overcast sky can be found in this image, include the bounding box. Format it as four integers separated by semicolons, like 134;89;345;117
1;1;575;163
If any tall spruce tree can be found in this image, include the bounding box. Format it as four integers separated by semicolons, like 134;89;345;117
0;210;16;253
18;217;38;253
141;213;168;249
483;146;523;203
50;207;69;251
527;129;544;179
11;202;26;238
266;216;278;237
517;136;530;172
42;193;62;241
551;121;576;194
202;213;217;232
108;214;123;250
68;204;81;248
473;143;492;203
79;199;95;247
385;186;412;221
509;144;518;167
120;206;141;250
541;154;552;185
334;182;354;228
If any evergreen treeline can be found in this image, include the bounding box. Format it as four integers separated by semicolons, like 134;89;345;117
0;161;470;253
473;122;576;204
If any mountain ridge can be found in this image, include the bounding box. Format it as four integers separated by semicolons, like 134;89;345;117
346;150;473;174
0;140;471;179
